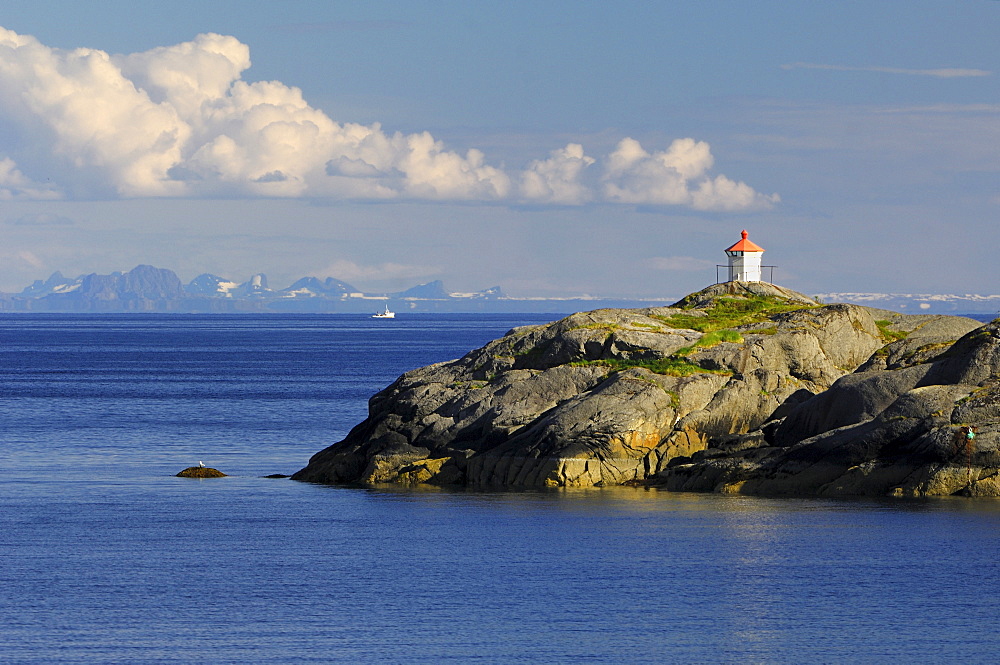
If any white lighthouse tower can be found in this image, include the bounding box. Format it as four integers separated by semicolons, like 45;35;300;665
724;230;765;282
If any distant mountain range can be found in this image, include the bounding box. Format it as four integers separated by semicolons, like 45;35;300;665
0;264;668;313
0;265;996;315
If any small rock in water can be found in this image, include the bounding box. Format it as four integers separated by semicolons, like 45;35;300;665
176;466;227;478
263;473;290;479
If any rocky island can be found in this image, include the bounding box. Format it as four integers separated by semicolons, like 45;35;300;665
176;466;227;478
292;282;999;497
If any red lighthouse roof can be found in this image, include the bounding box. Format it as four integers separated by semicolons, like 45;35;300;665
725;229;765;253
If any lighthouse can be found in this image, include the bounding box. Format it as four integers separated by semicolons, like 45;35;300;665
724;230;765;282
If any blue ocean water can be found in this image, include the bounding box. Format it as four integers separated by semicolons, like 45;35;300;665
2;314;999;664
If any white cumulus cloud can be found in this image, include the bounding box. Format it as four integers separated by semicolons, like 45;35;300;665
602;138;778;211
0;27;510;201
0;28;189;197
519;143;595;204
0;26;776;211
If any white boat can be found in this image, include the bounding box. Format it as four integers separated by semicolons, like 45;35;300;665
372;305;395;319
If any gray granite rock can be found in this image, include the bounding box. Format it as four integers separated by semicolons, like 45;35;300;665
293;283;994;495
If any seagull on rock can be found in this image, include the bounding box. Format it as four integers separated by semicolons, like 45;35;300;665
198;460;205;468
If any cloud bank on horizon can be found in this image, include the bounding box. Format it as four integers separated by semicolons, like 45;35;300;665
0;27;778;211
781;62;992;79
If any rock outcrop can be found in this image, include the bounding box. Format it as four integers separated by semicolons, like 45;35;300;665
293;281;995;496
176;466;227;478
663;319;1000;497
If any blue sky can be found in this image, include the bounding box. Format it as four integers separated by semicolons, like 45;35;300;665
0;1;997;298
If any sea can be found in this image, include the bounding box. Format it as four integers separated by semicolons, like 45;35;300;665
1;313;999;664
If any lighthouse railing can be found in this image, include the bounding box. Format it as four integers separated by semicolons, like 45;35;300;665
716;265;777;284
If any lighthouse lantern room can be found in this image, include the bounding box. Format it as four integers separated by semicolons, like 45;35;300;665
724;230;765;282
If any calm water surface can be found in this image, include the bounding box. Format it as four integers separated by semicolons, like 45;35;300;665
1;314;999;664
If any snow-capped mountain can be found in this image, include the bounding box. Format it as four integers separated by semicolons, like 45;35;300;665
279;276;358;298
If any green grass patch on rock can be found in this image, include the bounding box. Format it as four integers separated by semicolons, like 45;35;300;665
675;329;744;356
655;295;811;333
875;320;909;343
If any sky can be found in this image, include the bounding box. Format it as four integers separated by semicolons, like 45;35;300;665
0;1;997;299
